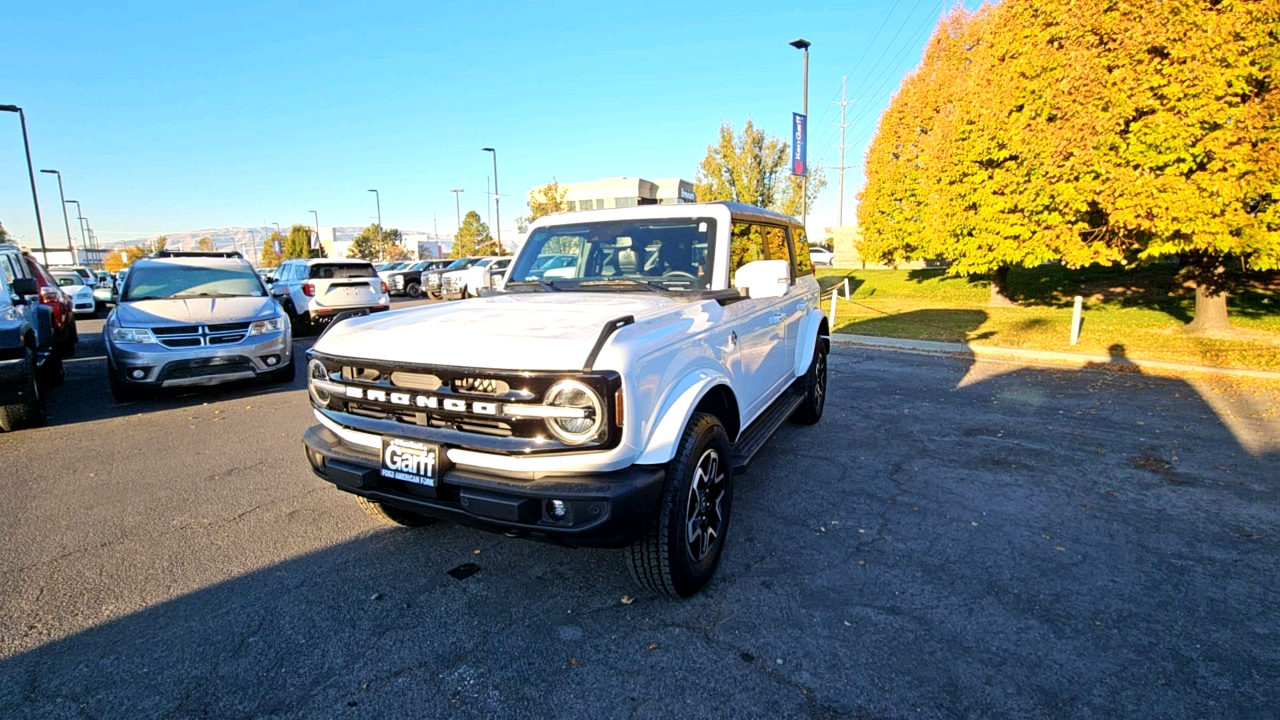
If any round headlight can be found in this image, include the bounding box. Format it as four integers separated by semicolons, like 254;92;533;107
544;379;604;445
308;359;331;406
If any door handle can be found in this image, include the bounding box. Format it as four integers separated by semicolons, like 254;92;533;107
770;313;784;324
795;302;807;311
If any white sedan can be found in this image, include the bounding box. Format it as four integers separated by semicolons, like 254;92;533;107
809;245;835;266
52;271;98;317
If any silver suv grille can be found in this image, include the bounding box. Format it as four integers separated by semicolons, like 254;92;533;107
152;322;252;348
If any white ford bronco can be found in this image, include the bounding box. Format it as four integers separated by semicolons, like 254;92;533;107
302;202;828;597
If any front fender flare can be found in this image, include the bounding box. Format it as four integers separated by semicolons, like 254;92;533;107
792;309;829;377
636;369;733;466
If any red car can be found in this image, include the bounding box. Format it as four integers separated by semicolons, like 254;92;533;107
24;255;78;359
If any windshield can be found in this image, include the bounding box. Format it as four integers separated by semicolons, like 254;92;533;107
122;263;265;301
508;218;717;290
52;273;82;287
442;258;469;271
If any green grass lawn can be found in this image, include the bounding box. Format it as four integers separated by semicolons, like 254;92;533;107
816;265;1280;371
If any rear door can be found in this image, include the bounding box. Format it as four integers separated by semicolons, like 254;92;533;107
725;222;795;421
307;262;382;309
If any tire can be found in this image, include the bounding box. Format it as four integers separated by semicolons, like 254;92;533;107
406;282;422;298
0;348;45;432
790;334;828;425
109;369;145;404
428;290;442;300
460;286;470;300
288;305;311;337
268;358;296;384
627;412;733;598
356;496;438;527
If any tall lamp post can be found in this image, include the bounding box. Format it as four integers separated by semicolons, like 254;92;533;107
40;169;76;261
450;189;464;231
0;104;49;264
789;39;810;228
481;148;500;246
367;189;381;230
64;199;88;260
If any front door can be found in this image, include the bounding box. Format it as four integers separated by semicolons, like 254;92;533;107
727;222;795;422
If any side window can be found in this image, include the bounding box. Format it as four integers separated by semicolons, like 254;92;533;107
729;223;766;283
1;254;20;286
790;227;814;277
729;223;793;284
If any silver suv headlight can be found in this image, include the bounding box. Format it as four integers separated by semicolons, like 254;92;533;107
543;379;604;445
110;327;157;344
248;317;285;336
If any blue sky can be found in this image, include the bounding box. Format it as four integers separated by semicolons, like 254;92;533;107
1;0;956;247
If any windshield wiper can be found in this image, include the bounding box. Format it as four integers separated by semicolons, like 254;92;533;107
506;280;561;292
576;278;667;292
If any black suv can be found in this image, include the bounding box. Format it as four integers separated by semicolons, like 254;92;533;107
388;259;451;299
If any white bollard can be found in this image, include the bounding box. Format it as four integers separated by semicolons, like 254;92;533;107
828;289;838;327
1070;295;1083;346
843;277;851;300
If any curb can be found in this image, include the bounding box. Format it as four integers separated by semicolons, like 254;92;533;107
830;334;1280;382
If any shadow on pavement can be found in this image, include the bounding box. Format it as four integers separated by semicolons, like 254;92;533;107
1;333;1277;717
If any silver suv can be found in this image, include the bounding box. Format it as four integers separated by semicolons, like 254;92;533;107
104;252;294;402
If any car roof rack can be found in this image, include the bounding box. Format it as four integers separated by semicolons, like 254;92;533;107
150;250;244;259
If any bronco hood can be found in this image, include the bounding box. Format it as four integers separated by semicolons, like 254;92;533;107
315;292;681;371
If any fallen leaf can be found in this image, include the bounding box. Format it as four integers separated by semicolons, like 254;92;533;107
648;643;659;651
620;595;634;605
1054;546;1066;552
473;549;481;555
569;658;579;667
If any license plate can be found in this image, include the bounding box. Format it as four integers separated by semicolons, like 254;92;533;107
380;437;439;486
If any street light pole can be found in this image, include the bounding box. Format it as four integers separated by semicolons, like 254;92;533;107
481;148;500;247
450;189;463;231
64;199;88;260
40;169;75;262
310;210;319;256
1;104;49;264
368;189;381;230
789;39;811;229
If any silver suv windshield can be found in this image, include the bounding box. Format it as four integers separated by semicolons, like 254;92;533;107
507;218;717;291
122;263;265;301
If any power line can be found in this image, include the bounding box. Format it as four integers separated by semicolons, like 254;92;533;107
808;0;907;135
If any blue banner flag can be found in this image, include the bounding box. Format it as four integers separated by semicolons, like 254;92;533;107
791;112;807;176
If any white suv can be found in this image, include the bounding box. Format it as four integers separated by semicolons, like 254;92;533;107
271;259;390;334
1;244;52;431
301;202;827;597
439;256;509;299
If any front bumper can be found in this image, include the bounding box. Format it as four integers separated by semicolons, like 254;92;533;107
106;330;292;388
303;425;667;548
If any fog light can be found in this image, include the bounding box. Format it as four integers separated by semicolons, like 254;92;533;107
547;499;567;520
266;356;279;366
130;369;145;380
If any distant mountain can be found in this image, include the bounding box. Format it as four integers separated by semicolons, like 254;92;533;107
104;227;378;252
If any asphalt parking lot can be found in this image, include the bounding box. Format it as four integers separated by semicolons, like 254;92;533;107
1;306;1277;719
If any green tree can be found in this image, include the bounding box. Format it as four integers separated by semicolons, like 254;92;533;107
149;235;168;255
450;211;491;258
347;224;409;261
196;236;216;251
259;238;281;268
694;118;825;219
0;221;10;244
282;224;313;260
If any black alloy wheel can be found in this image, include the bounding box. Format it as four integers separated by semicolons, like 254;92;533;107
406;281;422;298
628;412;733;598
790;334;828;425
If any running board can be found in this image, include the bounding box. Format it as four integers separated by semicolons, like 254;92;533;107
729;386;805;475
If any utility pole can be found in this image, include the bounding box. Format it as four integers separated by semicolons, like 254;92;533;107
65;199;88;261
834;76;851;227
486;177;491;227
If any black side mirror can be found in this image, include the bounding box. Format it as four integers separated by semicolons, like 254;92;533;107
11;277;39;300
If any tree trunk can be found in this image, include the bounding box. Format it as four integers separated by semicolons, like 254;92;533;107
988;265;1014;307
1186;282;1231;334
